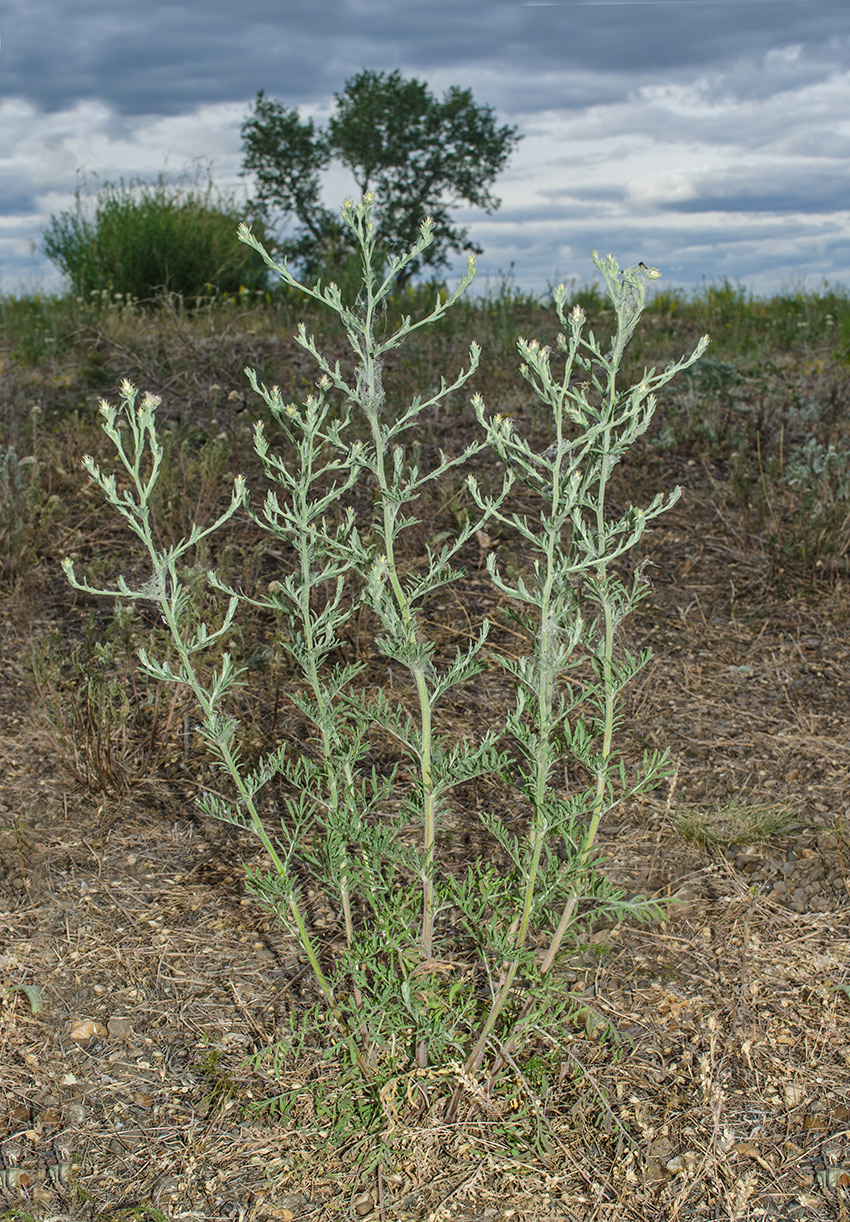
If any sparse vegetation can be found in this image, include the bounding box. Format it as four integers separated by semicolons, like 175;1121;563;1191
674;799;799;848
1;213;848;1219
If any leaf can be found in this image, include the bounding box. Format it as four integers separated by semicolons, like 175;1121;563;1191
9;983;44;1013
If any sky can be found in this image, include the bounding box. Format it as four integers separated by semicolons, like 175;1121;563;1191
2;0;849;300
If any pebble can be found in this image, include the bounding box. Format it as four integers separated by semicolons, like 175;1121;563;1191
353;1191;374;1216
107;1017;134;1041
735;854;762;873
716;821;848;914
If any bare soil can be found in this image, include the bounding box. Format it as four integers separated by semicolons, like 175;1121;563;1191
1;315;849;1222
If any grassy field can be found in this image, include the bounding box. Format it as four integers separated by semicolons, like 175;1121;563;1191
1;276;849;1221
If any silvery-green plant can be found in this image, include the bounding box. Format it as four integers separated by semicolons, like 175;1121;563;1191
451;257;709;1107
61;383;378;1080
62;198;708;1126
777;436;850;568
786;436;850;507
1;444;40;578
235;197;509;1072
61;197;502;1089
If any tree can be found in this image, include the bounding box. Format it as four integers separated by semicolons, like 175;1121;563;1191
240;70;521;286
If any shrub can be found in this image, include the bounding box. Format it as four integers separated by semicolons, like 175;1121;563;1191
42;174;271;307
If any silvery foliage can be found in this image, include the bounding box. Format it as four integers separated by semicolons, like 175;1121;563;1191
63;204;709;1119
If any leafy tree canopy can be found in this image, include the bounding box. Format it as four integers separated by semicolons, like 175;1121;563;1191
240;69;522;287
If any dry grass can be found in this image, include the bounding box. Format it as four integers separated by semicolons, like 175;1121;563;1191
672;801;799;849
1;292;850;1220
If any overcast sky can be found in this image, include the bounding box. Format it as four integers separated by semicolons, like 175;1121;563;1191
2;0;849;299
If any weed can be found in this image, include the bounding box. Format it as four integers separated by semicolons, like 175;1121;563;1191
32;605;187;793
63;197;706;1129
0;446;41;580
782;436;850;567
654;356;749;455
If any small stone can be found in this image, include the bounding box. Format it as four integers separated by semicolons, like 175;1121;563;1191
735;854;761;874
67;1019;108;1042
107;1016;134;1041
670;888;700;918
784;1082;806;1108
666;1152;698;1175
353;1191;374;1216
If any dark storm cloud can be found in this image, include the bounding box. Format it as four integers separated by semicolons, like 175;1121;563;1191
664;168;850;215
4;0;849;117
1;0;849;295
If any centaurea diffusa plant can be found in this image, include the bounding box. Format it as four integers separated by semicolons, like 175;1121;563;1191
236;197;509;1074
62;200;708;1135
60;386;370;1072
450;255;709;1112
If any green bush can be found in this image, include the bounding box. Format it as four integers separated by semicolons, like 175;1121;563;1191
42;175;271;307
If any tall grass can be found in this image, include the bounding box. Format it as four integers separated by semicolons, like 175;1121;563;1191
644;277;850;357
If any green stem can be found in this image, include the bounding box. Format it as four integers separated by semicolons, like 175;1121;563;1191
456;323;630;1113
453;440;567;1103
152;551;372;1077
295;490;358;957
537;372;618;971
361;314;438;1064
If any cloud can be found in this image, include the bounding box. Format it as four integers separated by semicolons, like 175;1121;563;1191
1;0;849;296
